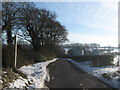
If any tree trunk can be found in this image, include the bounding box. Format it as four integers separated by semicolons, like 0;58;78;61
6;29;13;45
32;42;40;52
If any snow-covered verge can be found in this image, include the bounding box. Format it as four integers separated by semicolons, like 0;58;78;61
8;58;57;88
0;76;3;84
66;58;120;88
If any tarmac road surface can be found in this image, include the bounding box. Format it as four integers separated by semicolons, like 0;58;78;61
47;58;114;89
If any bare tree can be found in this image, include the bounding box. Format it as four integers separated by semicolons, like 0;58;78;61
20;3;68;52
2;2;22;45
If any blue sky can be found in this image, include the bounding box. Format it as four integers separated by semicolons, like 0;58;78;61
35;1;118;47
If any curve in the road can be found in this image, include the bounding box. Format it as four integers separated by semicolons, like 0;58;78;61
47;58;113;89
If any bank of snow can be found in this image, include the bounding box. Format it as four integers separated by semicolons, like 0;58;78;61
9;58;57;88
66;58;120;88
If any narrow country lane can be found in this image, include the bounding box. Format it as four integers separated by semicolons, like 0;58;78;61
47;58;113;89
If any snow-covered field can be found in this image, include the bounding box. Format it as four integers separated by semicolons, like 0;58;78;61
66;58;120;88
9;58;57;88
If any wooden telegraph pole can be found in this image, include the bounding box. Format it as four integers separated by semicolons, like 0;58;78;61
14;35;17;68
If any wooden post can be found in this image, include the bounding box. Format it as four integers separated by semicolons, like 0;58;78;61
14;35;17;68
118;57;120;66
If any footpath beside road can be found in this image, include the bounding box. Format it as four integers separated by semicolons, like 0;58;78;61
47;58;113;89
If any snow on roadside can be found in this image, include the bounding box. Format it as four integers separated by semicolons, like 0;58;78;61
0;76;3;84
9;76;29;88
9;58;57;88
66;58;120;88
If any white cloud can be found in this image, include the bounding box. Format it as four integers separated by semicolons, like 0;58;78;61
62;2;117;35
100;2;118;11
112;18;118;24
66;2;118;47
86;23;118;32
68;32;118;47
79;2;118;33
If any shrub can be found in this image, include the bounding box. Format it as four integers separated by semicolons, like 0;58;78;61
34;50;56;62
2;44;35;69
64;55;115;67
2;45;15;68
2;44;64;68
16;49;35;68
